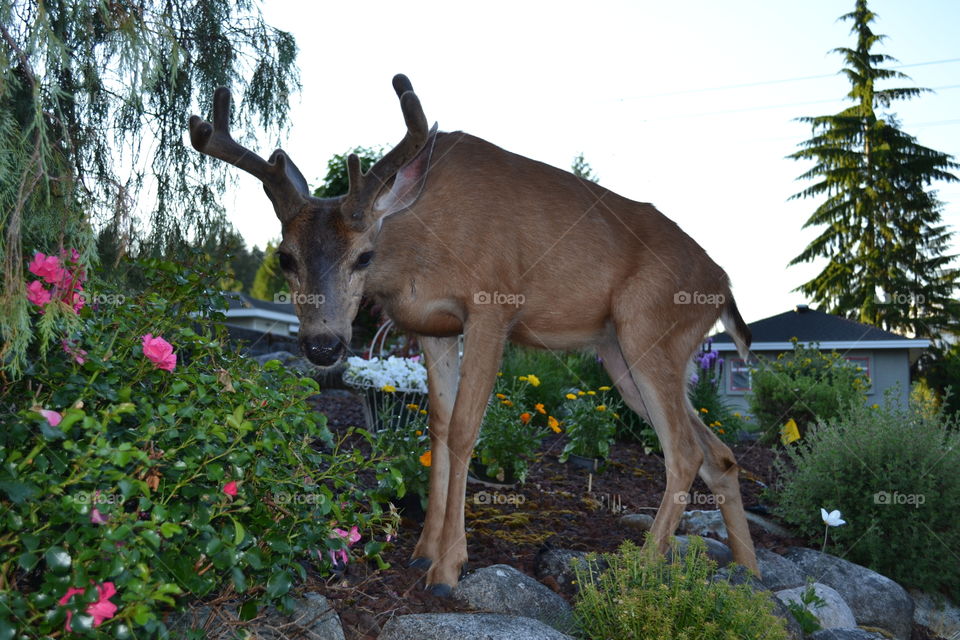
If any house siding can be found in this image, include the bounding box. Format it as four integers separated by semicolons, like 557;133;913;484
713;346;911;415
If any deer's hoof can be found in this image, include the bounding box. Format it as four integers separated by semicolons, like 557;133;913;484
426;582;453;598
408;557;432;569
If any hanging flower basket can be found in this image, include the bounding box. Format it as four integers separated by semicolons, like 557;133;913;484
343;321;429;431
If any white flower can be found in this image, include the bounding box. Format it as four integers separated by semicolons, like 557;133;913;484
344;355;428;392
821;508;846;527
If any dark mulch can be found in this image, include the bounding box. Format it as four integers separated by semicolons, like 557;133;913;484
297;390;941;640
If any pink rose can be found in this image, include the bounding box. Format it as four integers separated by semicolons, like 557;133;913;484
26;280;52;307
59;582;118;631
141;334;176;372
223;481;238;496
91;508;109;525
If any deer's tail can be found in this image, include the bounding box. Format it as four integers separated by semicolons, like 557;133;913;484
721;298;751;360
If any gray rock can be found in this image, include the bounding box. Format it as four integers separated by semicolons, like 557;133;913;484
453;564;574;633
784;547;913;640
619;512;655;532
745;511;796;538
533;548;607;592
776;583;857;629
757;548;805;590
377;613;575;640
910;588;960;639
807;629;887;640
164;593;344;639
668;535;733;567
679;509;728;540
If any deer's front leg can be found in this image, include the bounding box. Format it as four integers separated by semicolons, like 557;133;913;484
424;320;506;595
410;335;460;569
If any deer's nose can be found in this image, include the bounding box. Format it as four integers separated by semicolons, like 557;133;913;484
301;335;346;367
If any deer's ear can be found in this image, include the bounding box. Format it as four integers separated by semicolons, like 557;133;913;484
373;123;438;220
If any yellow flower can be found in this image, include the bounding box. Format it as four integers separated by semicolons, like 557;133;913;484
406;403;420;411
382;385;397;393
577;391;586;396
534;403;546;415
420;409;428;415
548;416;561;433
734;412;741;417
612;412;620;419
586;390;596;396
415;430;423;436
496;393;507;400
598;386;611;391
699;407;709;414
871;403;879;409
519;412;532;424
419;450;432;467
518;375;528;382
596;405;607;412
565;393;577;400
501;399;513;407
525;374;541;387
497;372;503;377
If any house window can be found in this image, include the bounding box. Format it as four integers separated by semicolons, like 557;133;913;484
843;355;873;392
728;358;755;393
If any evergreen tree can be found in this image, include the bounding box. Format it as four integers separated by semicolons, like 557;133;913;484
789;0;959;340
0;0;299;375
251;241;286;302
571;152;599;183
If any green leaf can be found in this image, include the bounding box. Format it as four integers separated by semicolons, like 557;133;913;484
0;481;39;504
231;566;247;592
17;552;38;571
232;518;245;546
44;546;72;574
265;570;292;598
160;522;182;538
238;599;259;621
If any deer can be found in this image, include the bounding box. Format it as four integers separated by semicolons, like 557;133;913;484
188;74;759;595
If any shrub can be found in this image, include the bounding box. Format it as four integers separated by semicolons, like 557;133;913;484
572;537;790;640
749;340;867;443
474;375;553;483
0;254;396;637
559;387;623;463
773;392;960;598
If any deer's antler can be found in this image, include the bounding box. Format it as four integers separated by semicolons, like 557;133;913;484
344;74;431;228
189;87;310;222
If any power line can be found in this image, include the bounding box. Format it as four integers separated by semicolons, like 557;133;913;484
618;57;960;101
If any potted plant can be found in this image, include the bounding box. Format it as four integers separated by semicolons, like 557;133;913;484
559;386;623;469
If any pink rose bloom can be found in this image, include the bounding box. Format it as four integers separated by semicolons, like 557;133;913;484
28;252;65;284
141;334;176;371
39;409;62;426
61;339;88;365
91;508;109;525
26;280;52;307
223;481;238;496
332;525;361;546
69;290;86;313
329;548;350;568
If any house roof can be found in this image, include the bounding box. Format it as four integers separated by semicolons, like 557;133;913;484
223;292;299;326
712;305;930;353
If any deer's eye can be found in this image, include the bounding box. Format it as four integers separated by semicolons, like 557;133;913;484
278;251;296;273
354;251;375;270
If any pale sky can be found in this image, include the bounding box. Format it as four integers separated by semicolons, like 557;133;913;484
221;0;960;325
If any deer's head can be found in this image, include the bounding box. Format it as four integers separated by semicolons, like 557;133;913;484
189;75;436;367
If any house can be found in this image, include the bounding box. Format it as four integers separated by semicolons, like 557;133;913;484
222;292;300;355
710;305;930;412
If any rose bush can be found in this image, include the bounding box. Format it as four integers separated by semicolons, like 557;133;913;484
0;253;396;637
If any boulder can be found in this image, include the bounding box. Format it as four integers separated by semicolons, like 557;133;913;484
668;535;733;567
619;512;655;532
533;548;607;593
454;564;574;633
807;629;887;640
910;588;960;639
775;583;857;629
679;509;728;540
756;548;805;590
377;613;575;640
784;547;913;640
